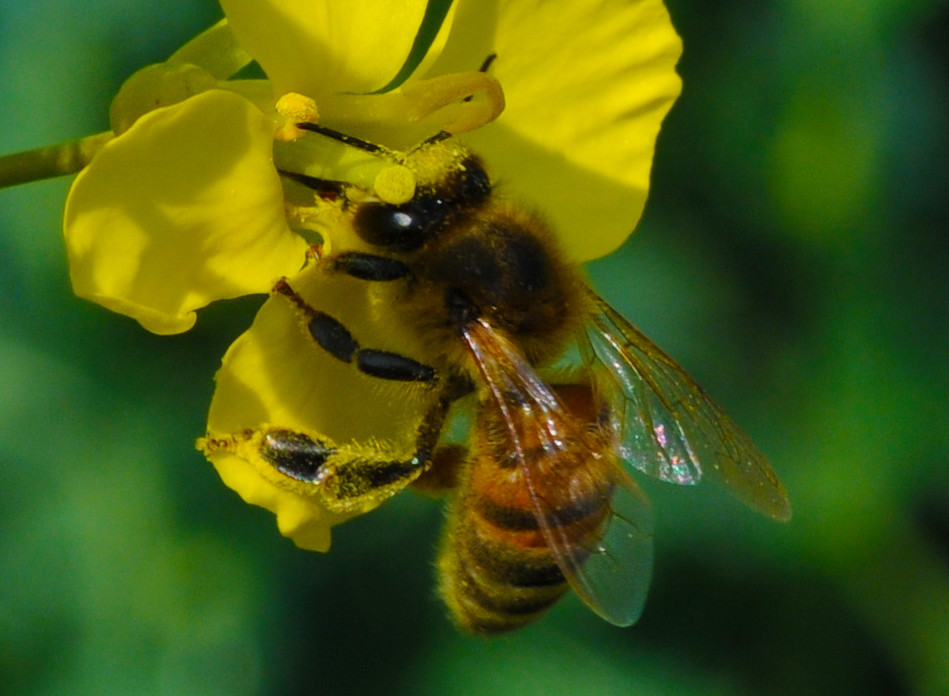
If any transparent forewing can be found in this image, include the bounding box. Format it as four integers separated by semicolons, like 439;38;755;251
583;470;655;626
584;292;791;521
461;319;655;626
536;464;654;627
585;321;702;488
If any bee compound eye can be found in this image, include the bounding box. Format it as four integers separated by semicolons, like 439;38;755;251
353;194;447;252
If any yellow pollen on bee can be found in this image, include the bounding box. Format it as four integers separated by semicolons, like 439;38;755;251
373;165;417;205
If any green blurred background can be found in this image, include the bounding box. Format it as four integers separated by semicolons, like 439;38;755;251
2;1;947;694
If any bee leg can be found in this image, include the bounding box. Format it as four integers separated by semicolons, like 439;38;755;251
323;398;450;511
305;243;324;262
288;396;451;513
274;277;437;384
202;397;452;515
330;252;411;282
411;444;469;497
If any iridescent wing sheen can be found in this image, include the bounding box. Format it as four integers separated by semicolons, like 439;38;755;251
583;290;791;521
461;319;655;627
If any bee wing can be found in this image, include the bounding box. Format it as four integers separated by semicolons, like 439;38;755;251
462;319;654;627
533;465;656;627
583;291;791;521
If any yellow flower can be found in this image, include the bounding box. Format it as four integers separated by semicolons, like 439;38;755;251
63;0;681;552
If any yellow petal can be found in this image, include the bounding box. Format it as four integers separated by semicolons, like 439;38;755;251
64;89;307;334
219;0;431;97
204;256;445;550
309;70;504;149
409;0;498;78
109;62;218;135
207;445;336;552
464;0;682;262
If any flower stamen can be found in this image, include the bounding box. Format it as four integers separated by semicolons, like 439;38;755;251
275;93;321;142
285;199;345;244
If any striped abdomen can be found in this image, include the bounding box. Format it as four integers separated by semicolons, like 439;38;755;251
437;384;615;634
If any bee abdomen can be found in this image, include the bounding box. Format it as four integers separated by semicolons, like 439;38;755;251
438;514;568;635
438;482;609;635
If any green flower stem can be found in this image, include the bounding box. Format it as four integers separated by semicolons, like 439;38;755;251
168;19;252;80
0;132;112;189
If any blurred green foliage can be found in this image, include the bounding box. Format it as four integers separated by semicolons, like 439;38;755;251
2;1;948;694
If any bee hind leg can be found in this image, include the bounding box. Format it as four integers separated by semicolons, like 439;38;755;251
200;398;452;515
411;444;469;497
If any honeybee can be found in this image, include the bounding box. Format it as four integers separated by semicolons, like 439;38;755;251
202;122;791;635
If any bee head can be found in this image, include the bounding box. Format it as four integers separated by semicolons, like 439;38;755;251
352;154;491;253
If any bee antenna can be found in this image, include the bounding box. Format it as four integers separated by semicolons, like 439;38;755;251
295;122;397;160
415;53;498;150
417;54;498;149
418;130;454;149
298;54;497;160
297;121;454;162
476;53;498;75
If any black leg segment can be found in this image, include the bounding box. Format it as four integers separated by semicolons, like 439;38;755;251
261;430;337;483
357;349;437;383
308;311;359;363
